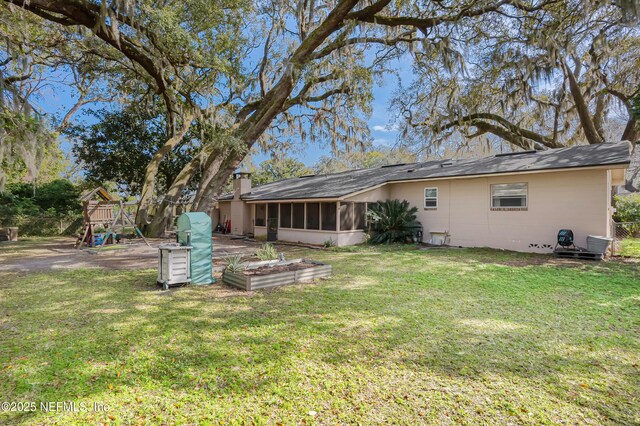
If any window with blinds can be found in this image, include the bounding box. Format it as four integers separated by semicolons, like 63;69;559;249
491;183;528;208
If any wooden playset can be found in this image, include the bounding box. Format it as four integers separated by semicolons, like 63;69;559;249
76;186;149;248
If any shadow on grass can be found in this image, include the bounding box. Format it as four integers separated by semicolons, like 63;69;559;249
1;247;639;424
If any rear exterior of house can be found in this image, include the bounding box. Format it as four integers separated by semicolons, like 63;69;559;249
213;143;631;253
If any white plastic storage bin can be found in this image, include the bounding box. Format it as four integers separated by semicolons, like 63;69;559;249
587;235;612;255
157;244;192;290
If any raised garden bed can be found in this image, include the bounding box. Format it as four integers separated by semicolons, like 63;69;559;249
222;258;332;291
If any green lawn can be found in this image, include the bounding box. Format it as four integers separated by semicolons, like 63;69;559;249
620;238;640;257
1;245;639;425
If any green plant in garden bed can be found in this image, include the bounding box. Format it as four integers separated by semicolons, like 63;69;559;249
0;242;639;424
255;242;278;260
223;254;246;273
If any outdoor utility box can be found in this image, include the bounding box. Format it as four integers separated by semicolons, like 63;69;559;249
429;231;447;246
157;244;192;290
177;212;215;285
587;235;613;255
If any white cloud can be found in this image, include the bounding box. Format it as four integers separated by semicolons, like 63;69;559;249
372;124;397;132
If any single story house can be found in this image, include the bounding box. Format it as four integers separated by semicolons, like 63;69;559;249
213;142;631;253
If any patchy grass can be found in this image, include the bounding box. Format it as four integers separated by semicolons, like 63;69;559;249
0;237;68;260
1;245;639;425
620;238;640;257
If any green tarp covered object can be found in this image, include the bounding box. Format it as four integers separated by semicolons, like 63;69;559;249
177;212;215;285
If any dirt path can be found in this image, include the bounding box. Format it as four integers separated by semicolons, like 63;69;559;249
0;235;280;272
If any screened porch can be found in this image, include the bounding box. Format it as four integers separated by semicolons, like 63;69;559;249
252;201;368;245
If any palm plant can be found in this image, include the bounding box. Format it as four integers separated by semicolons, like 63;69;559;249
367;200;422;244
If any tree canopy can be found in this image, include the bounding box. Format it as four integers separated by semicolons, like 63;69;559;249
314;146;417;174
250;157;313;186
392;1;640;157
67;107;195;196
3;0;638;234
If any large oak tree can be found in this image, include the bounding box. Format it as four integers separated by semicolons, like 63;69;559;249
4;0;563;235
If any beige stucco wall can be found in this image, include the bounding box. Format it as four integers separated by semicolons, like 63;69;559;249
344;185;390;203
254;225;267;239
218;202;231;225
387;168;611;252
229;200;250;235
215;200;251;235
209;206;220;229
337;231;366;246
611;168;626;186
213;201;234;232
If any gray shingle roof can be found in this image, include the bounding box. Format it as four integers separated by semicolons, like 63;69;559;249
222;142;631;202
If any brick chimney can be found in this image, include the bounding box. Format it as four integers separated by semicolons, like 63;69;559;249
233;172;252;200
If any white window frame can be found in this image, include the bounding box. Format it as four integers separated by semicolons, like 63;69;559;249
424;187;438;209
491;183;528;209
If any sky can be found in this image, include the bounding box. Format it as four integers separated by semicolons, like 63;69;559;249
37;57;412;170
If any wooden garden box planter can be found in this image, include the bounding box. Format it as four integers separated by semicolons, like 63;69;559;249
222;259;332;291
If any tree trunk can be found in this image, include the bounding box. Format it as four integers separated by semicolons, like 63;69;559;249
621;117;639;143
144;199;174;238
625;141;640;192
593;93;607;140
563;61;604;145
193;153;245;213
191;151;227;210
136;112;194;227
145;147;207;236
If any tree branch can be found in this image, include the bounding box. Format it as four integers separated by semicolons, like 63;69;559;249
560;57;604;145
56;93;110;133
310;31;418;60
432;112;563;148
348;0;559;33
5;0;169;96
3;72;32;85
285;85;351;109
468;119;547;151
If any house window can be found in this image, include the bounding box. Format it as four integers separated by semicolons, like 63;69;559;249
255;204;266;226
424;187;438;209
321;202;337;231
306;203;320;230
340;202;354;231
280;203;292;228
354;202;367;230
491;183;528;209
292;203;305;229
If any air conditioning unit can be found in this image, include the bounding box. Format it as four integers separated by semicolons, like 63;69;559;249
157;244;192;290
